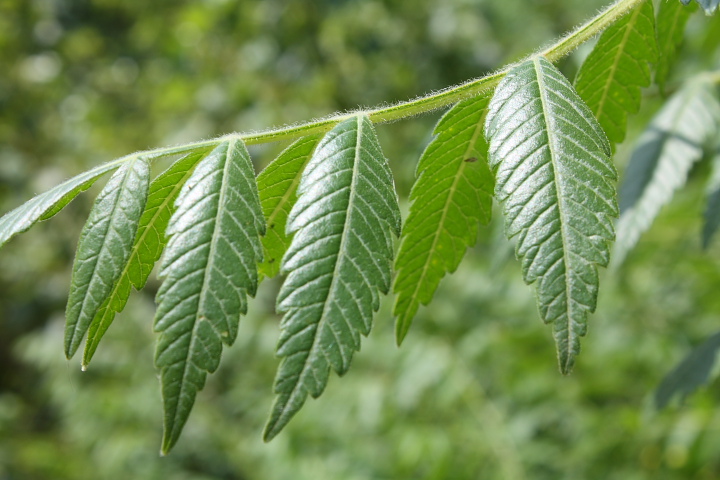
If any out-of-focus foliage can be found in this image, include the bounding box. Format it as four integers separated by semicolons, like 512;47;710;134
2;0;720;478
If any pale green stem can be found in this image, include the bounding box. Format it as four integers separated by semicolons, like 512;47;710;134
123;0;643;159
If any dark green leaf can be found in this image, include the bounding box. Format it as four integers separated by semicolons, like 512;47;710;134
153;140;264;454
264;115;401;441
575;0;657;147
484;56;617;373
655;331;720;409
64;159;151;358
257;135;321;279
82;151;208;367
0;161;121;248
393;94;493;343
656;0;696;92
702;155;720;249
613;80;720;265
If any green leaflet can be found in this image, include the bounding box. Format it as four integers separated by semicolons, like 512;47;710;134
655;331;720;409
393;94;494;343
264;115;401;441
0;161;122;248
680;0;719;15
702;155;720;249
575;0;657;148
257;135;321;279
82;151;208;367
656;0;696;92
153;140;264;454
64;159;151;358
484;56;617;374
613;80;720;266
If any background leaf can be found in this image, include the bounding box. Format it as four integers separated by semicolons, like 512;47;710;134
257;135;321;279
656;0;696;92
153;140;264;454
655;331;720;409
613;80;720;266
702;155;720;249
82;151;208;367
0;161;121;248
392;94;494;343
680;0;719;15
574;0;657;148
484;56;617;373
64;159;150;359
264;115;401;441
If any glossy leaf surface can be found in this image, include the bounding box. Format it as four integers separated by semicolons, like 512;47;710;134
485;56;617;373
64;159;151;358
153;140;264;454
82;151;207;366
264;115;401;440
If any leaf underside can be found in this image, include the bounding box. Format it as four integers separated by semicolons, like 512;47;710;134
154;140;264;454
257;135;321;279
264;115;401;441
64;159;151;359
0;161;121;248
574;0;657;148
613;81;720;265
392;94;494;343
82;151;208;367
484;56;618;374
656;0;696;92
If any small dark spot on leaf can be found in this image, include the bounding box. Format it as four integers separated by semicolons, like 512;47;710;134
268;258;275;263
464;157;478;163
269;223;275;229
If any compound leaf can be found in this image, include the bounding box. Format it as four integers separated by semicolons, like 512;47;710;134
613;80;720;265
264;115;401;441
154;140;264;454
393;94;494;343
656;0;696;92
257;135;321;279
64;158;151;358
82;150;208;367
485;56;617;373
0;161;122;248
575;0;657;148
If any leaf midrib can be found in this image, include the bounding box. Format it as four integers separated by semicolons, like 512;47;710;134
534;57;574;372
399;116;483;327
67;159;138;355
298;116;362;388
594;5;642;126
170;143;231;440
83;156;201;367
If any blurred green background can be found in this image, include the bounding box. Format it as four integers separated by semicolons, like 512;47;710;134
2;0;720;478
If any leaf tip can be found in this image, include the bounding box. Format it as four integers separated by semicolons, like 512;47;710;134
394;319;410;346
262;418;282;443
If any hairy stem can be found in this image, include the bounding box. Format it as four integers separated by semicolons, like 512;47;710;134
123;0;644;159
